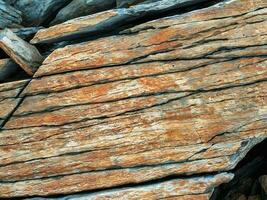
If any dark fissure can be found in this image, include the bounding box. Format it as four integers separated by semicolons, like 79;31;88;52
212;138;267;200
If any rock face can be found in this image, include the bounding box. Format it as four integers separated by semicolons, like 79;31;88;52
0;58;18;82
0;0;22;28
12;0;72;26
0;29;44;75
50;0;117;26
0;0;266;199
30;0;210;44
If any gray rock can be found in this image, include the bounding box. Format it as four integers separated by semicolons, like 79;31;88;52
0;29;44;76
50;0;116;25
31;0;209;44
0;0;22;28
13;0;72;26
0;58;19;82
116;0;160;8
11;27;43;41
259;175;267;195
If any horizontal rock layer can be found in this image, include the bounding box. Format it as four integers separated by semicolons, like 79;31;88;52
0;79;29;127
0;0;266;199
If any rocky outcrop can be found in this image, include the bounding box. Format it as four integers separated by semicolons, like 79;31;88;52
0;0;266;199
0;29;44;75
0;58;18;82
50;0;116;26
0;0;22;28
30;0;211;44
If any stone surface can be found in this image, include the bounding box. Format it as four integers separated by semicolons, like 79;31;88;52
13;0;72;26
31;0;210;44
33;0;267;76
24;173;232;200
12;26;43;41
0;79;29;127
117;0;159;8
0;58;19;82
50;0;116;26
0;29;44;75
0;0;266;199
0;0;22;29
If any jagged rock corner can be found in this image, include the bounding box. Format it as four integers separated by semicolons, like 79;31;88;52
0;0;266;199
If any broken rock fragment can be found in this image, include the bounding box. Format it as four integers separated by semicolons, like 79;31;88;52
50;0;116;25
0;29;44;76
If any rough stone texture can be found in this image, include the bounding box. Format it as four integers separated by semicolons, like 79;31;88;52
0;0;266;199
25;173;232;200
0;58;19;82
0;0;22;29
11;27;43;41
50;0;116;26
0;29;44;75
12;0;72;26
0;79;29;127
30;0;210;44
117;0;159;8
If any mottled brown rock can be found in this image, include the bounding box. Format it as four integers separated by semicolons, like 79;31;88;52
0;29;44;76
23;173;232;200
259;176;267;195
31;0;210;44
0;79;29;127
0;0;266;199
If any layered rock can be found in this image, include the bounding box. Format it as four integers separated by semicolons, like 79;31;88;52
0;0;266;199
0;79;29;127
0;29;44;75
0;58;18;82
30;0;211;44
50;0;117;26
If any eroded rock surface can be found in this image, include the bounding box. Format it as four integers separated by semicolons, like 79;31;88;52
0;0;266;199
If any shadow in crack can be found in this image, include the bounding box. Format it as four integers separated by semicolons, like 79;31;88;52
211;138;267;200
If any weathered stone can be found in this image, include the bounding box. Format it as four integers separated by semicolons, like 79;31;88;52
31;0;211;44
0;58;19;82
0;0;266;199
117;0;159;8
0;29;44;75
0;0;22;28
50;0;116;25
33;0;267;76
0;79;29;127
23;173;232;200
13;0;72;26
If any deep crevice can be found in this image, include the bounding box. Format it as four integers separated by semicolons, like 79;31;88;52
211;138;267;200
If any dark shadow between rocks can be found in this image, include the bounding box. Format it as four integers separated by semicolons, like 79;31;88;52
211;138;267;200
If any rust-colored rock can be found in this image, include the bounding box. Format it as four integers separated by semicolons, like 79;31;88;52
0;79;28;127
0;0;266;199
